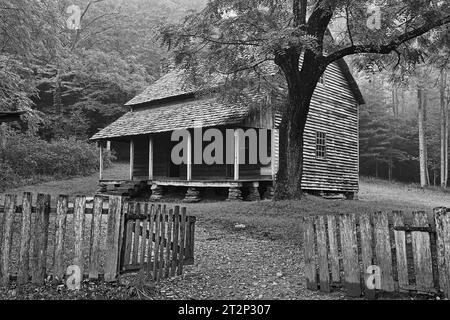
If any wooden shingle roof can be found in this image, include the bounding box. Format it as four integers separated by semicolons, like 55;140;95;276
91;98;250;140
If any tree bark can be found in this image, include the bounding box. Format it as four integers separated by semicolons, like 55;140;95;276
418;87;428;187
441;70;448;188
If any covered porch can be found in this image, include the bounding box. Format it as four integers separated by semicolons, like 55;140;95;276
97;130;276;202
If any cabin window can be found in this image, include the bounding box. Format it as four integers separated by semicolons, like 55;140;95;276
316;131;327;158
319;73;326;86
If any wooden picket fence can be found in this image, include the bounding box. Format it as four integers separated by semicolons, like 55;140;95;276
303;209;450;298
119;202;196;281
0;193;196;287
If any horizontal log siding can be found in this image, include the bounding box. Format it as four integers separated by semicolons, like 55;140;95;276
301;62;358;192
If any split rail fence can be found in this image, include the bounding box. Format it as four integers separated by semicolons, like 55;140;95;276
0;193;195;287
303;209;450;298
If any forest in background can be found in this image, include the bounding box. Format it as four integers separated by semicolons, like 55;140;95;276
0;0;449;189
0;0;204;189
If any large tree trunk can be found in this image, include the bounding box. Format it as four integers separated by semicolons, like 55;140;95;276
418;87;428;188
441;70;448;188
273;51;321;200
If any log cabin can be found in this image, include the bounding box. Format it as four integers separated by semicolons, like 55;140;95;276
90;58;364;202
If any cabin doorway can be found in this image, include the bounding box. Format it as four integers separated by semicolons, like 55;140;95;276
168;138;181;178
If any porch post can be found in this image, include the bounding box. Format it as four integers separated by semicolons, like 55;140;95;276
187;131;192;181
129;138;134;180
234;130;240;180
148;135;153;180
99;142;104;180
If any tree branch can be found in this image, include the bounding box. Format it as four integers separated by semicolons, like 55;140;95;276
325;14;450;64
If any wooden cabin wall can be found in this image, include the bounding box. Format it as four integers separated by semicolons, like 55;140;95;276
132;136;149;177
300;61;359;192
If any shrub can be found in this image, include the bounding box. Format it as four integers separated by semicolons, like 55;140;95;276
0;133;113;188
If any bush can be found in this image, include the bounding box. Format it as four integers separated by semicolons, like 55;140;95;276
0;133;114;189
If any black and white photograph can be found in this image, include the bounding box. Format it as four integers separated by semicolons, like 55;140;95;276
0;0;450;311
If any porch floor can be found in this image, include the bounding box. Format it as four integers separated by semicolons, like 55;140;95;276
100;177;274;188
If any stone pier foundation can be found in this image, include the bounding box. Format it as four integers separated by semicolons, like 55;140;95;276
183;187;202;203
150;184;164;201
227;187;243;201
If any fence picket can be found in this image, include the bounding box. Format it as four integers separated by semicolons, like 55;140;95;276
178;207;187;276
89;196;103;280
152;205;161;281
73;196;86;275
359;213;374;297
339;214;360;297
434;208;450;298
158;206;166;279
165;209;174;278
171;206;180;278
0;195;16;286
303;216;317;290
393;211;409;290
132;203;141;265
32;194;50;285
18;193;32;285
327;215;340;283
104;196;123;282
146;204;155;279
372;212;395;292
412;211;434;292
315;215;330;292
53;195;68;282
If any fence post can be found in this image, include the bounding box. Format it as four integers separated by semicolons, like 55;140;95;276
18;193;32;285
0;194;16;286
53;195;68;283
73;196;86;276
31;194;51;285
89;195;103;280
434;207;450;298
105;196;124;282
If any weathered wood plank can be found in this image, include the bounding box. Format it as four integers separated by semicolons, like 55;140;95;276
315;215;330;292
359;213;374;297
165;209;173;278
73;196;86;275
146;204;155;279
89;196;103;280
32;194;51;285
411;211;434;292
139;204;148;277
171;206;180;278
0;195;16;286
158;205;166;279
393;211;409;290
178;207;187;276
118;198;129;272
123;202;133;267
339;214;360;297
326;215;340;283
434;207;450;298
372;212;395;292
104;196;123;282
53;195;68;282
133;217;142;265
152;205;161;281
17;193;32;285
303;216;318;290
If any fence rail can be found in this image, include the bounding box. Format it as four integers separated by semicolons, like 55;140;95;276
0;193;196;287
303;209;450;298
